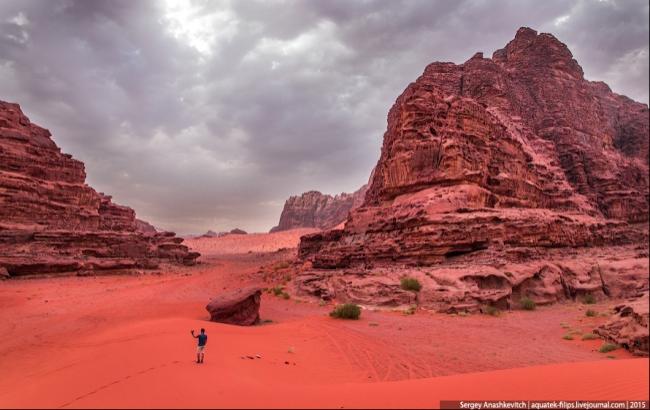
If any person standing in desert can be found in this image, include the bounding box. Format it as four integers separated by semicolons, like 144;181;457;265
191;328;208;363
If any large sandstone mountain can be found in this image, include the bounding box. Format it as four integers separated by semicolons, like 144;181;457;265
270;185;367;232
296;27;649;312
0;101;199;277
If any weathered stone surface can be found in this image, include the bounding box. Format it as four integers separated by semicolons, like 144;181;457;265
595;292;649;356
295;28;649;311
270;185;367;233
0;100;200;277
135;219;158;235
206;287;261;326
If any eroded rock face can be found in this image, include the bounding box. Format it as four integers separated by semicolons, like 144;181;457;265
0;101;200;277
270;185;367;232
595;292;649;356
135;219;158;235
295;28;649;311
206;287;261;326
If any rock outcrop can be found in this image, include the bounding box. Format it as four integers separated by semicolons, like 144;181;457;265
270;185;367;232
595;292;649;356
295;28;649;312
198;230;221;238
206;287;262;326
0;101;200;277
198;228;247;239
135;219;158;235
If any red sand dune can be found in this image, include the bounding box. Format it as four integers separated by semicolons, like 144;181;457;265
185;228;318;255
1;316;647;408
1;236;647;408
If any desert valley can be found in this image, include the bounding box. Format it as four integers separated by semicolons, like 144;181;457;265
0;14;649;410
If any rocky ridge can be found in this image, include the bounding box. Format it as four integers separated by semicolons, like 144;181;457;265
270;185;367;233
294;28;649;314
198;228;248;239
0;101;199;277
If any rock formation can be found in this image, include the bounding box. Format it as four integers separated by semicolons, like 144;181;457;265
206;287;262;326
198;230;221;238
596;292;649;356
295;28;649;313
198;228;247;239
135;219;158;235
0;101;199;277
270;185;367;232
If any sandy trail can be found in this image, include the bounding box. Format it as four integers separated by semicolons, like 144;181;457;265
0;231;648;408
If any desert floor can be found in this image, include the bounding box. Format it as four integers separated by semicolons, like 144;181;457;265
0;229;648;408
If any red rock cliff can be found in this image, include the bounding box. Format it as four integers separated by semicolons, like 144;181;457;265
296;27;649;314
0;101;199;277
270;185;367;232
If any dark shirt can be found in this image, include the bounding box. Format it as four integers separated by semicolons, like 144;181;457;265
197;333;207;346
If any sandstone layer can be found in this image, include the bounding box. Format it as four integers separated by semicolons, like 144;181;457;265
270;185;367;233
0;101;199;277
135;219;158;235
295;28;649;314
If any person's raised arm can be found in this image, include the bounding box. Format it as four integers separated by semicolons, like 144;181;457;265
191;329;197;338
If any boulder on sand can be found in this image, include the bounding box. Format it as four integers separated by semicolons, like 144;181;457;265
206;287;261;326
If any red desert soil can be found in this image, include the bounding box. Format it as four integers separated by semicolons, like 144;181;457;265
184;228;318;255
0;229;647;408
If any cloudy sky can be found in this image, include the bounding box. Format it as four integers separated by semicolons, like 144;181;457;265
1;0;648;234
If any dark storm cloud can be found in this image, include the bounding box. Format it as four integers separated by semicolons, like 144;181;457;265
1;0;647;233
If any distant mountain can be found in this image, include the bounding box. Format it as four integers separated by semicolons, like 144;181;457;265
270;185;367;233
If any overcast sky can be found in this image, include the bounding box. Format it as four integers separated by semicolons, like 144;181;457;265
1;0;648;234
